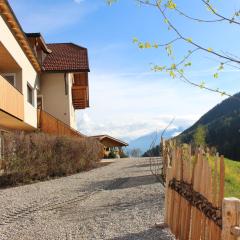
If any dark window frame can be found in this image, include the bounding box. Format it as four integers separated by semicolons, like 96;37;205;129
27;83;34;106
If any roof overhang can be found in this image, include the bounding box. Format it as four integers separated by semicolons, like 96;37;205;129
25;32;52;54
0;0;41;72
92;135;128;147
42;69;90;73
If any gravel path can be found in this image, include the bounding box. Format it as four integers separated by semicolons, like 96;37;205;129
0;157;174;240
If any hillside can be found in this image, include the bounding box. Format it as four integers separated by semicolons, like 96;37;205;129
178;92;240;161
127;127;185;154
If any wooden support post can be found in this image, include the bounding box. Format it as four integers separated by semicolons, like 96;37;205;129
222;198;240;240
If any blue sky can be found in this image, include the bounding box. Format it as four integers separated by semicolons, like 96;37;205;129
9;0;240;140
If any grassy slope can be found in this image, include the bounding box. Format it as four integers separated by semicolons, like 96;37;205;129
224;158;240;198
204;157;239;198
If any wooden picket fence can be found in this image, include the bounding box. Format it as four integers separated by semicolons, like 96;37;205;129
162;140;240;240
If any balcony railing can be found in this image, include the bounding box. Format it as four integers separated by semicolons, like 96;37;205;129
0;75;24;120
72;86;89;109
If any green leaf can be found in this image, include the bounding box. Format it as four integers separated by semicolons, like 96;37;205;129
184;62;192;67
165;44;173;56
164;18;169;24
213;73;219;78
156;0;162;7
133;37;138;44
218;63;224;71
138;42;145;49
169;70;176;78
166;0;177;9
178;69;184;75
145;42;152;48
199;81;205;89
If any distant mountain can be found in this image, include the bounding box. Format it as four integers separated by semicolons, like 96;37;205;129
178;92;240;161
127;127;185;154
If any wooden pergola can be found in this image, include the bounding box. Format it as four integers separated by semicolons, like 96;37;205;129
92;135;128;158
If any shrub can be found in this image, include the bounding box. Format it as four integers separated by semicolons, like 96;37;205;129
108;149;117;159
120;150;128;158
0;131;103;187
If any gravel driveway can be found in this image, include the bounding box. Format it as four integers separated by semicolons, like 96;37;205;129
0;157;174;240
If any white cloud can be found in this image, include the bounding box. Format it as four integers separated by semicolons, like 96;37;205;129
76;70;228;140
77;112;197;140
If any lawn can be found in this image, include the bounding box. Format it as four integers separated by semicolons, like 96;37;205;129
224;158;240;198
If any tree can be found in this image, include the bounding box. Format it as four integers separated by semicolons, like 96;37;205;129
193;125;206;147
107;0;240;99
130;148;142;157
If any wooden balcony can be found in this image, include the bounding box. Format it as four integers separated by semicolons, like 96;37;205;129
72;86;89;109
0;75;24;120
37;109;85;138
72;73;89;110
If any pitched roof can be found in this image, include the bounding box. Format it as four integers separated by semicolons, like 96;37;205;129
42;43;90;72
25;32;52;54
92;135;128;147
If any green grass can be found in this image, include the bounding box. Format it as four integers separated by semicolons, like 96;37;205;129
224;158;240;198
203;156;240;198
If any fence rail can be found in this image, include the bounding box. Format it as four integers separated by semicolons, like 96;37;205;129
37;110;85;138
162;140;240;240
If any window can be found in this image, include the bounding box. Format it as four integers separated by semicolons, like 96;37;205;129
27;84;34;106
2;73;16;87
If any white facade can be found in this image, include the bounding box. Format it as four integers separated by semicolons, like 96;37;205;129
0;15;38;129
39;73;77;129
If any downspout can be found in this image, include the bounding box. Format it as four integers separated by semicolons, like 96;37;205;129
64;73;69;95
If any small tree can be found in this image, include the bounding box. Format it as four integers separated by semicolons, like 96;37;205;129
120;150;128;158
130;148;142;158
193;125;206;147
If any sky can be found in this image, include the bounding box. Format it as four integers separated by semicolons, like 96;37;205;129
8;0;240;141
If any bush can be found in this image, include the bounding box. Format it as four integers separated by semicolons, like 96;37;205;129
0;131;103;187
120;151;128;158
108;149;117;159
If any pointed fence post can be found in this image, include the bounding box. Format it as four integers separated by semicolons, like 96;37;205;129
222;198;240;240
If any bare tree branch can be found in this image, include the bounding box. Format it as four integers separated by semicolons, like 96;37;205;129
135;0;240;64
175;8;225;23
201;0;240;25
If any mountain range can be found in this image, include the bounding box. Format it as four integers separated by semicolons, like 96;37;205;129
127;127;185;154
178;92;240;160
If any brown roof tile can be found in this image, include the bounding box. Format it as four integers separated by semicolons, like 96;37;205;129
42;43;90;72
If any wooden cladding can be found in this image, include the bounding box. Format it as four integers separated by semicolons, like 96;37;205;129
72;73;89;109
37;109;85;138
74;73;88;86
0;75;24;120
72;86;89;109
